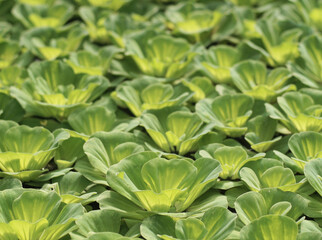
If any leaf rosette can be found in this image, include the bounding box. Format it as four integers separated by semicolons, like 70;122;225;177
196;94;254;137
0;189;84;240
0;121;68;181
12;2;74;29
265;92;322;133
231;60;295;102
141;107;214;155
105;151;221;213
113;78;193;117
116;31;195;80
199;145;265;179
10;60;109;120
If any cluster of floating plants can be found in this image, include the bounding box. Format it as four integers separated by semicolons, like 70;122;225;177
0;0;321;239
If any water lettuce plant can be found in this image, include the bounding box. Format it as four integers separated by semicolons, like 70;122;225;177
21;26;87;60
235;188;306;224
0;121;68;181
275;131;322;173
182;76;216;102
80;131;145;185
231;60;295;102
165;2;226;44
12;2;74;29
113;79;193;117
10;60;110;120
196;94;254;137
141;107;214;155
198;144;265;179
292;0;322;32
245;115;283;152
68;105;138;136
247;18;302;66
106;151;221;213
118;31;195;79
200;45;241;84
265;92;322;133
102;13;159;48
0;189;84;239
240;165;307;192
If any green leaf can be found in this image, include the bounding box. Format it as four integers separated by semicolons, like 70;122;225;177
11;61;109;120
201;45;240;83
54;136;85;169
10;219;49;240
231;60;267;93
2;125;54;153
261;166;296;188
98;190;148;220
187;189;228;214
141;207;235;240
261;188;306;220
304;159;322;196
0;189;84;239
201;207;236;240
181;158;221;211
176;218;207;240
0;93;25;122
21;26;87;60
141;158;197;193
0;178;22;191
235;191;267;225
141;215;176;240
141;84;173;105
12;191;61;223
116;86;142;117
135;158;196;212
0;223;17;240
28;59;75;90
116;82;192;117
235;188;306;225
66;47;120;76
240;215;298;240
0;41;20;69
182;77;216;102
289;131;322;161
75;210;121;237
68;106;116;135
269;202;292;216
245;115;281;152
106;152;220;213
